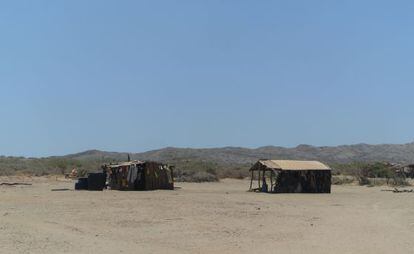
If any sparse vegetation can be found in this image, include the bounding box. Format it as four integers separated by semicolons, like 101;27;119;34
331;175;355;185
175;171;218;182
332;162;410;187
0;149;413;184
171;159;249;182
0;155;251;182
0;156;93;176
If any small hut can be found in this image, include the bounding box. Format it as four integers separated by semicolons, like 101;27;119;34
249;160;331;193
103;161;174;191
402;164;414;178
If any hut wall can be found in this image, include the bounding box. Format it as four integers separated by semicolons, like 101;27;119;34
143;162;174;190
108;162;174;191
108;166;127;190
131;164;145;190
275;170;331;193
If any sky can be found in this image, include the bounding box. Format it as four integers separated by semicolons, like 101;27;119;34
1;0;414;157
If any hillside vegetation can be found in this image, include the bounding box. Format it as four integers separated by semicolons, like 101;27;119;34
1;142;414;182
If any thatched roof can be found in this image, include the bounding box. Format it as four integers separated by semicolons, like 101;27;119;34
250;160;331;171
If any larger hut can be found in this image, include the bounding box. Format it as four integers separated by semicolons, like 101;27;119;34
249;160;331;193
103;161;174;191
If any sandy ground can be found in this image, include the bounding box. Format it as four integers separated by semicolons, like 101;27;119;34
1;177;414;254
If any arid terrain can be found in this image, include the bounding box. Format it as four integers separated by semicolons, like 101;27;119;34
1;177;414;254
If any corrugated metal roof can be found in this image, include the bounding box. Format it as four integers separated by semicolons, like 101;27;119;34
105;160;144;168
258;160;331;171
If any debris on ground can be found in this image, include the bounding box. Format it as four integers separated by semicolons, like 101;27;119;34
0;182;32;186
51;188;72;192
382;188;414;193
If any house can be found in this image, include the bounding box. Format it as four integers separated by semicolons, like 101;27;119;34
249;160;331;193
103;160;174;191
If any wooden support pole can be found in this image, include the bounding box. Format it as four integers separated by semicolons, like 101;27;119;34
270;171;273;192
249;171;253;190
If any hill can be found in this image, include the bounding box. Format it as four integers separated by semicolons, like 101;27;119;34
66;142;414;165
2;142;414;178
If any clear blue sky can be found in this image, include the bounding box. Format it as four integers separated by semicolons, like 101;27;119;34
1;1;414;157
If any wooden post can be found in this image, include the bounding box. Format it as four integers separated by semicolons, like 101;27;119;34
249;171;253;190
270;171;273;192
258;170;261;189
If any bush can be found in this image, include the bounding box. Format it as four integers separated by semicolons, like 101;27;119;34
170;159;250;182
332;162;399;186
0;157;102;176
332;175;355;185
388;177;410;187
357;176;370;186
355;177;410;187
332;162;395;178
175;171;218;182
364;162;394;178
218;168;249;179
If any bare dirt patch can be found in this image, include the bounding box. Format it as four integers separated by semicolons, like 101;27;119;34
1;177;414;253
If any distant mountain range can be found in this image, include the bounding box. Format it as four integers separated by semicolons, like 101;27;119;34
2;142;414;176
63;142;414;166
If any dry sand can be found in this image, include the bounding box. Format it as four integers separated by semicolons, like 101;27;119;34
1;176;414;254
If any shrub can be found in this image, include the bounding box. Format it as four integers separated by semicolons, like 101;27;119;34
357;176;370;186
218;168;249;179
175;171;218;182
388;177;410;187
365;162;394;178
332;162;395;179
356;177;410;187
332;175;355;185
